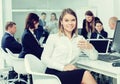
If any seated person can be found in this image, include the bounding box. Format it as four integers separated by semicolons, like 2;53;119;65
108;16;118;39
108;16;118;52
1;21;22;53
41;8;98;84
91;20;108;39
19;13;43;59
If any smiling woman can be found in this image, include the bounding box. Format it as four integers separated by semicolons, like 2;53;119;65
41;8;98;84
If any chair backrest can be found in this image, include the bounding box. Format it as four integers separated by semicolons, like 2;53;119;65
0;47;9;68
5;48;27;74
5;48;13;55
0;48;5;69
25;54;46;74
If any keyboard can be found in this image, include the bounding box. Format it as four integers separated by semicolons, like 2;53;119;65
98;54;120;62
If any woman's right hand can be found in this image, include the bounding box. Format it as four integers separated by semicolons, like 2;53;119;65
63;64;77;71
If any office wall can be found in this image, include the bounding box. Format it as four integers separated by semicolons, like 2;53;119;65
0;0;3;44
114;0;120;19
12;0;96;39
2;0;12;28
12;0;88;9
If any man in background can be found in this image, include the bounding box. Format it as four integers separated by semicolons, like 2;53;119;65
109;17;118;38
109;16;118;30
108;17;118;52
1;21;22;53
39;12;47;29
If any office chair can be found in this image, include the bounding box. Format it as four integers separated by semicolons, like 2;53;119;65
0;48;7;84
5;48;30;84
24;54;61;84
0;48;15;84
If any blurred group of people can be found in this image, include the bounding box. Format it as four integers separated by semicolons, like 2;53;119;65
39;12;58;34
81;10;118;40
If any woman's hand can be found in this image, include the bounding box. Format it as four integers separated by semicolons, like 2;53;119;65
63;64;77;71
77;39;93;50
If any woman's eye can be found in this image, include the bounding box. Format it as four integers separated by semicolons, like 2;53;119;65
72;19;76;21
65;20;69;22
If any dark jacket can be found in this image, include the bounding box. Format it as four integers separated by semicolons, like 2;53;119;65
34;25;49;43
19;29;43;59
81;17;100;39
1;32;22;53
91;29;108;39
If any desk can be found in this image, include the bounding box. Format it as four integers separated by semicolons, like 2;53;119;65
76;57;120;84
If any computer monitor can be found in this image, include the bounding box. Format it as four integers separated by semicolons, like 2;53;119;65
87;39;110;54
111;20;120;53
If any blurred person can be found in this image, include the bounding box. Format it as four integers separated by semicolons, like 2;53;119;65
39;12;47;29
108;17;118;52
108;16;118;38
1;21;22;53
91;20;108;39
109;16;118;30
81;10;100;39
19;13;43;59
46;12;58;34
41;8;98;84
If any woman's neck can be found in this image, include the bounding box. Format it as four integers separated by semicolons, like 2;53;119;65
64;31;72;39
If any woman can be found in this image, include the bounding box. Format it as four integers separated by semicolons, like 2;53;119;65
41;8;98;84
46;12;58;34
81;10;100;39
91;20;108;39
19;13;43;59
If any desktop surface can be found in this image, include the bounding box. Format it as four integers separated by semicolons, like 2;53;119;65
76;56;120;84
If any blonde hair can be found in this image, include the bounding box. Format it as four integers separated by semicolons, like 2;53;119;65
58;8;78;37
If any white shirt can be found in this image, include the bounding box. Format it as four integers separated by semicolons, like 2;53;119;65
41;33;98;71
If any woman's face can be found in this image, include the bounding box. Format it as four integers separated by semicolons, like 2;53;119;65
95;23;103;32
85;15;93;22
51;14;56;20
61;13;76;33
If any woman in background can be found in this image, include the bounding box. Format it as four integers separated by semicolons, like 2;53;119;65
91;20;108;39
81;10;100;39
41;8;98;84
19;13;43;59
46;12;58;34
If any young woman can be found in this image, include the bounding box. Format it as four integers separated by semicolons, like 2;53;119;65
91;20;108;39
19;13;43;59
46;12;58;34
41;8;98;84
81;10;100;39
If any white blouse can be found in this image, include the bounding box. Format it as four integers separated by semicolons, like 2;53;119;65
41;33;98;71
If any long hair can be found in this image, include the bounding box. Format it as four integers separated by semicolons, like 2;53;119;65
25;13;39;29
59;8;78;36
50;12;58;21
85;10;95;33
